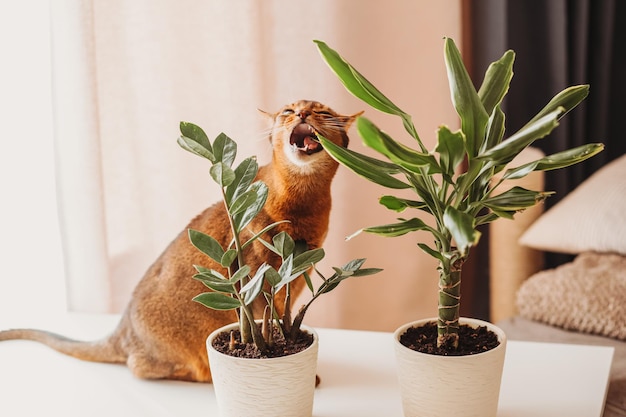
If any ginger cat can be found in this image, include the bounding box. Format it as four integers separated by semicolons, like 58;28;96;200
0;100;361;382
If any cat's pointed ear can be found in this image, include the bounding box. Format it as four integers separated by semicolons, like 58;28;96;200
342;111;364;130
258;108;276;123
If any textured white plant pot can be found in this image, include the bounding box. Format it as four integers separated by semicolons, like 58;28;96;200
393;317;507;417
207;322;318;417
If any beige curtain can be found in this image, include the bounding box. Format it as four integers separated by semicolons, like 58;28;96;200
51;0;462;331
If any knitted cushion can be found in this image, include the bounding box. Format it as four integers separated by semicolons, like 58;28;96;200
519;154;626;255
516;252;626;340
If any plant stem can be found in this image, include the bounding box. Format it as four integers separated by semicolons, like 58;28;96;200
437;251;463;348
221;187;254;344
262;306;273;347
282;286;292;338
241;299;268;351
290;304;308;339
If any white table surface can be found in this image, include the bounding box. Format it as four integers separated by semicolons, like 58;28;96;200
0;313;614;417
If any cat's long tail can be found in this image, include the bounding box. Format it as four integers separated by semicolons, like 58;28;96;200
0;327;127;363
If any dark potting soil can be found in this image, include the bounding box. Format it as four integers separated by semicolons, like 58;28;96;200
399;321;500;356
212;327;314;359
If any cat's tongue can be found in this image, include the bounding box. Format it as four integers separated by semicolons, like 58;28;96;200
302;136;320;152
290;123;322;154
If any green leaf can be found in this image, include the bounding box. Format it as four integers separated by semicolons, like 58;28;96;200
225;157;258;204
272;231;295;259
489;208;517;220
264;267;282;287
534;143;605;170
484;105;506;151
319;135;411;189
444;37;489;158
318;280;341;295
303;270;314;293
193;273;236;294
240;264;269;305
435;126;465;181
194;270;226;283
195;267;229;281
500;161;538;181
178;122;215;161
403;172;438;215
379;195;427;212
230;264;251;284
213;132;237;167
276;254;295;288
321;133;402;172
241;220;289;251
194;265;212;274
314;40;407;117
418;243;444;262
233;181;268;232
363;218;430;237
340;258;366;272
443;206;480;257
210;162;236;188
292;248;325;275
333;266;353;279
188;229;224;264
480;186;554;212
477;50;515;117
503;143;604;180
525;85;589;127
229;189;259;217
350;267;383;277
320;259;381;288
220;249;237;268
476;108;563;167
193;292;240;310
475;212;502;226
357;117;441;173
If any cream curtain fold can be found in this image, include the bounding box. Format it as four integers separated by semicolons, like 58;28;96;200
50;0;462;331
51;0;110;312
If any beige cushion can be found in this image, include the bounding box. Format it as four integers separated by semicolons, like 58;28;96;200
516;252;626;341
519;154;626;255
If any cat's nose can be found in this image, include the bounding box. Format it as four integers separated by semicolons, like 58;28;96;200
298;110;311;120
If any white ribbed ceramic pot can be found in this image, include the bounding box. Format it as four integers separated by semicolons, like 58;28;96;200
207;322;318;417
393;318;507;417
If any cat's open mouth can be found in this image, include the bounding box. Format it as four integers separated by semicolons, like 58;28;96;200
290;123;323;155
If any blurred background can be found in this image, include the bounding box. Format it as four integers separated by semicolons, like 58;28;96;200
1;0;623;332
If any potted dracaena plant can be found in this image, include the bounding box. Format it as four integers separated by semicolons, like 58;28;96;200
177;125;380;417
314;37;603;417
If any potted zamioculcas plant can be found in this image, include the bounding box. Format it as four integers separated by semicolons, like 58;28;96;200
314;37;603;417
177;125;380;417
